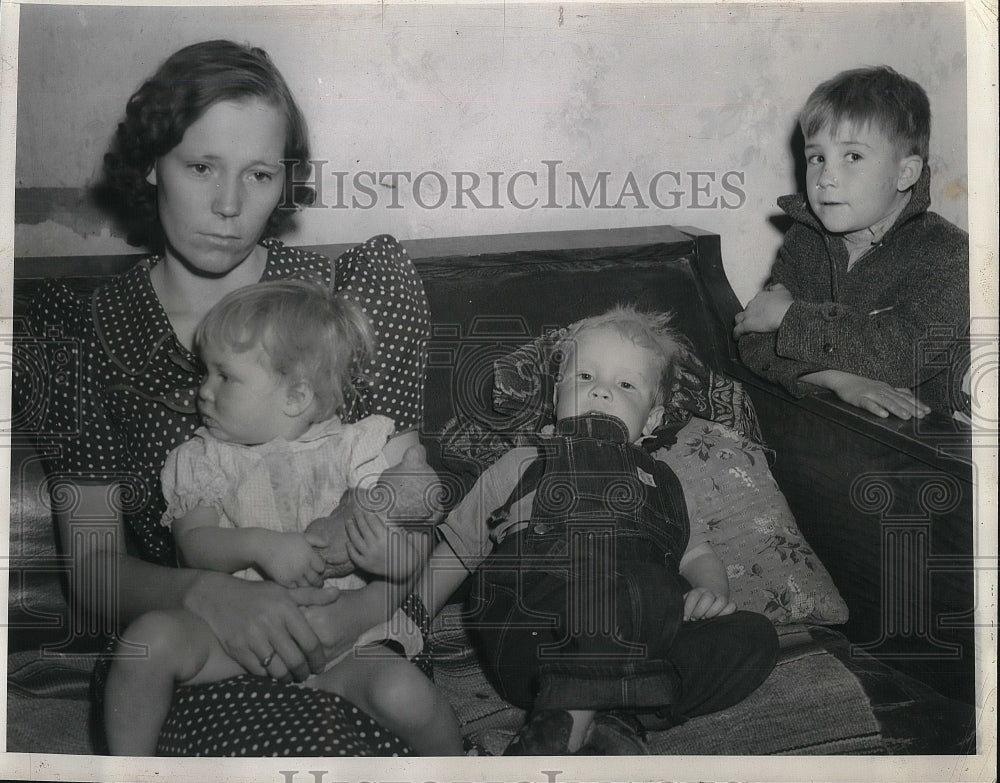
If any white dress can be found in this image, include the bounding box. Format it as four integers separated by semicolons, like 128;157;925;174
160;414;420;662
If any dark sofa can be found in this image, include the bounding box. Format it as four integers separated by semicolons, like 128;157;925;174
6;225;978;756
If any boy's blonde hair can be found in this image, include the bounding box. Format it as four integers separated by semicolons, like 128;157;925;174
556;305;684;406
800;65;931;162
195;279;376;420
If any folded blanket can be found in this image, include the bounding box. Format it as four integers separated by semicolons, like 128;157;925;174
426;603;976;755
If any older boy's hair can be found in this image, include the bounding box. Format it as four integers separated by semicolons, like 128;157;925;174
800;65;931;162
195;279;376;420
557;304;684;405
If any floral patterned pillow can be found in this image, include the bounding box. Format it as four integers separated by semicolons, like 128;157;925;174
655;418;849;625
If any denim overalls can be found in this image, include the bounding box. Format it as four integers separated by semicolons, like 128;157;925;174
469;413;695;713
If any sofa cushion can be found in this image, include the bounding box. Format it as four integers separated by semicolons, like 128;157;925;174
5;649;97;754
654;419;849;625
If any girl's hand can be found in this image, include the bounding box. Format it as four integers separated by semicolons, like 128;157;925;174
733;284;794;338
683;587;736;621
183;570;339;681
258;531;328;588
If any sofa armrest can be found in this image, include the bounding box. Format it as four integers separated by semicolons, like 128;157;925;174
729;365;976;704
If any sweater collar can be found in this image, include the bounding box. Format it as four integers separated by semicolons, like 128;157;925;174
843;190;911;267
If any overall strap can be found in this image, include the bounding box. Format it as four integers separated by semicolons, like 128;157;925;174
486;449;549;530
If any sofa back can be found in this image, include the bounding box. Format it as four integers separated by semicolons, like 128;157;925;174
409;227;737;437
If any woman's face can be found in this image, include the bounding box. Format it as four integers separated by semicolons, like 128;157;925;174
150;98;288;276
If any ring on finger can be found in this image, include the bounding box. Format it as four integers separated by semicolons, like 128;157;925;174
260;652;275;668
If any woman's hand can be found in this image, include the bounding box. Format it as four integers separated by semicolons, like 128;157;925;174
733;283;794;338
183;570;339;681
300;586;382;663
682;587;736;621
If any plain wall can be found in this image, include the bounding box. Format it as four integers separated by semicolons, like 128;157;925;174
11;2;968;303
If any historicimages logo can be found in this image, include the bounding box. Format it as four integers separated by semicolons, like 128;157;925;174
281;159;747;212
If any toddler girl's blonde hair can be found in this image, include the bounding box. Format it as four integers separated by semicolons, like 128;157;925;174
195;279;376;420
556;304;685;406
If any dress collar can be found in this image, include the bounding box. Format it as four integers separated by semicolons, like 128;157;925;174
92;242;285;377
192;416;346;453
92;257;188;377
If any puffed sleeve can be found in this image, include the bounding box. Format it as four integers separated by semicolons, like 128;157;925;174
18;281;126;477
333;235;430;431
159;435;230;528
339;414;395;490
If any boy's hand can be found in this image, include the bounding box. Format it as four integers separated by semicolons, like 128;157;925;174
258;531;328;589
344;506;425;581
683;587;737;621
802;370;931;420
733;283;794;338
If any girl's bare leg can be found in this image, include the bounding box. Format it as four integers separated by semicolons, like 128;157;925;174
309;648;464;755
104;608;245;755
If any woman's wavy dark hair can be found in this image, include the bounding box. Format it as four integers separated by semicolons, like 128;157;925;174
99;40;315;251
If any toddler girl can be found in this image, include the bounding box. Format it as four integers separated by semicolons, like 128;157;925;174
104;279;462;756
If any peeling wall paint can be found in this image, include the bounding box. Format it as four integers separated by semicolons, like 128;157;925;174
12;3;968;304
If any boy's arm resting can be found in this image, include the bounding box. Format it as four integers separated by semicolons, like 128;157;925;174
775;297;958;388
737;330;828;395
679;541;736;621
736;243;828;392
800;369;931;420
733;284;794;337
300;577;410;661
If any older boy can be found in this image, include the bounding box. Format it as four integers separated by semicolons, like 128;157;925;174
422;306;778;755
734;66;969;419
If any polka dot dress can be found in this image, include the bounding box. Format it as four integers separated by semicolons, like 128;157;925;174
25;236;427;756
157;676;408;757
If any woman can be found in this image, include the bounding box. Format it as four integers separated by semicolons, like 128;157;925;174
25;40;431;756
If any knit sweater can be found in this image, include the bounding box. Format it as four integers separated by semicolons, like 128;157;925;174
738;168;969;413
